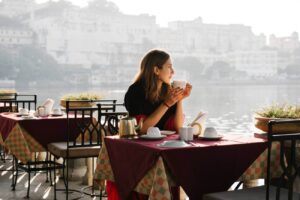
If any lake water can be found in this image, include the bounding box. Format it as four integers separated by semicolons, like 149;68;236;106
18;83;300;135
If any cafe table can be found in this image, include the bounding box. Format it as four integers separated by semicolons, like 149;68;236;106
0;112;82;164
94;134;281;200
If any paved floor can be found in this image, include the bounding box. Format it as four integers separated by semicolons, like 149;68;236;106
0;159;105;200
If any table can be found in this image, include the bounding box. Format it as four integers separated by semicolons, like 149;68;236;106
0;112;81;163
94;134;280;200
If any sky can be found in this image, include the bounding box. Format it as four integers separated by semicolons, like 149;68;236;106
36;0;300;37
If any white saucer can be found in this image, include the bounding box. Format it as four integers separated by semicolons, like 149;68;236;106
157;140;191;148
139;135;166;140
160;130;176;135
21;115;34;119
50;113;64;117
16;113;29;117
198;135;223;141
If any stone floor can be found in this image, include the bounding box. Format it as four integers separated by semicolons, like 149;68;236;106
0;159;105;200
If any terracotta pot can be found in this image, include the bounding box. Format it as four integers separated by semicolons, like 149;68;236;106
0;93;16;100
60;99;95;108
254;115;300;133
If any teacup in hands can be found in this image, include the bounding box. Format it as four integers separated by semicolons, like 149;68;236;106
172;80;186;89
203;127;218;138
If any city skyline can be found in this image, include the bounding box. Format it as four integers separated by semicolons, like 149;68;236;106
35;0;300;37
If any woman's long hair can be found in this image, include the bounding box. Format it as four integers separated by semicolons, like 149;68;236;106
135;49;170;103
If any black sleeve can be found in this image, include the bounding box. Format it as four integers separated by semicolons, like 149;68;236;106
124;84;145;116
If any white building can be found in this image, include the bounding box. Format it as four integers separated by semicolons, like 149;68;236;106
227;50;278;77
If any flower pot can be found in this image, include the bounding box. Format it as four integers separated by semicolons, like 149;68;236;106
254;115;300;133
0;92;16;100
60;99;95;108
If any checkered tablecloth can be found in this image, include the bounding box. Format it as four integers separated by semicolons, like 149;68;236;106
1;123;45;163
94;140;281;200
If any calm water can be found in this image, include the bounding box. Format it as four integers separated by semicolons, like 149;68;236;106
18;83;300;135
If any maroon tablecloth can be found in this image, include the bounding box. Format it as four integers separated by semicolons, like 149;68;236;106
0;113;81;149
104;134;267;200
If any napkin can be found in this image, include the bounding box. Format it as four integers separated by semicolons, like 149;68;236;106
42;98;54;115
189;112;208;135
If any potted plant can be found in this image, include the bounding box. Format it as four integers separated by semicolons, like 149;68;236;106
0;89;16;100
254;104;300;133
60;92;103;108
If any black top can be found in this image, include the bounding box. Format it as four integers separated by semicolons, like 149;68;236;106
124;81;176;129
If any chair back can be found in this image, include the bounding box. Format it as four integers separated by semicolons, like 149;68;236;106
98;102;128;136
66;100;101;150
0;94;37;112
266;119;300;200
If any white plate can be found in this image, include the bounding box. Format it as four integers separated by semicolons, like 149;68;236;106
157;140;191;148
16;113;29;117
198;135;223;141
139;135;166;140
160;130;176;135
21;115;34;119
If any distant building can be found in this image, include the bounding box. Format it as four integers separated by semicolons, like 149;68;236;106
168;17;266;53
269;32;300;52
0;0;35;17
0;16;33;45
227;50;278;77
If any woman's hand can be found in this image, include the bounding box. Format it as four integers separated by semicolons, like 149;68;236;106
181;83;192;99
164;87;184;107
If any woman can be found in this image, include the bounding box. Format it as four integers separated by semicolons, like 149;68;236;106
107;49;192;200
124;49;192;133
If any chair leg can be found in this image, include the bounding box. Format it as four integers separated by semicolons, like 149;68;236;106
26;164;31;198
62;159;67;188
49;154;53;186
12;157;19;191
53;156;57;200
66;158;68;200
11;156;16;189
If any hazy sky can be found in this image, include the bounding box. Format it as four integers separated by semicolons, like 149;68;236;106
36;0;300;37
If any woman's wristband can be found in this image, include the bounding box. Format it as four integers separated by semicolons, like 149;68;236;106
163;102;170;108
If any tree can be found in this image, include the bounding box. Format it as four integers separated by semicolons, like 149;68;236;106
174;56;204;82
205;61;235;79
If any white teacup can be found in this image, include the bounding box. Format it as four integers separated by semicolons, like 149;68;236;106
203;127;218;138
147;127;161;137
179;126;194;141
19;108;29;115
52;108;62;115
172;80;186;89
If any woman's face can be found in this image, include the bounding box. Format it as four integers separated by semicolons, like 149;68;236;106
156;58;174;84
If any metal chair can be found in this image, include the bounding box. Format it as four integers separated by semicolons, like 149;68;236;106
5;94;61;198
203;119;300;200
98;102;128;136
48;100;106;200
0;94;36;113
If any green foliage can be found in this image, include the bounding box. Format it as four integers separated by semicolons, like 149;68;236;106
256;104;300;118
61;92;103;101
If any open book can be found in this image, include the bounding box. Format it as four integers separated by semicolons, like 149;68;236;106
189;112;208;135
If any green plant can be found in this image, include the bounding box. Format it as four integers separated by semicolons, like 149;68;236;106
256;104;300;119
61;92;102;101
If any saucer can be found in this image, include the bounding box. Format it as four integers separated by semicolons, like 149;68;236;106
21;115;34;119
16;113;29;117
157;140;191;148
139;135;166;140
160;130;176;135
198;135;223;141
50;113;63;117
